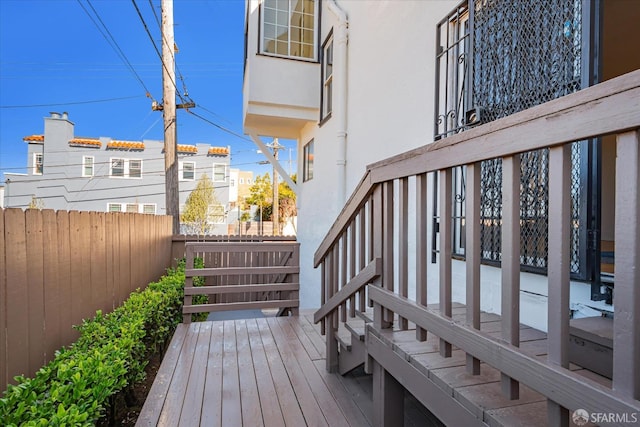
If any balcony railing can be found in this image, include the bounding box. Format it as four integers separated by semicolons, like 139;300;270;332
313;69;640;424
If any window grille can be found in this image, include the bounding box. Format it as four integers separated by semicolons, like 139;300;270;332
436;0;585;275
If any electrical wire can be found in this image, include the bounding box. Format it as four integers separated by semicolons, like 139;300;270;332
76;0;156;101
0;95;146;109
130;0;186;104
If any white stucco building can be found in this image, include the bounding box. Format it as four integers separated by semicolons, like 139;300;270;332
242;0;640;332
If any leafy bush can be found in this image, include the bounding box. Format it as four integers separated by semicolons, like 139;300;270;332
0;263;187;426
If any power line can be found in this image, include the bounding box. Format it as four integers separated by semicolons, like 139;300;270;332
76;0;156;101
185;109;253;144
0;95;146;109
131;0;186;104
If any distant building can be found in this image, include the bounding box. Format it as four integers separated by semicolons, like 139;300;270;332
4;112;231;232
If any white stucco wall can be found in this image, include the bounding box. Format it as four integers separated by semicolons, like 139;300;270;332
245;1;614;330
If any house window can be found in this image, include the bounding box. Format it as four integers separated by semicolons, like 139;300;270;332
33;153;43;175
126;203;138;213
239;177;245;184
142;204;156;214
321;34;333;119
129;160;142;178
110;158;142;178
111;158;125;177
108;203;122;212
213;164;227;182
303;139;314;182
82;156;94;177
247;178;252;184
261;0;317;60
181;161;195;181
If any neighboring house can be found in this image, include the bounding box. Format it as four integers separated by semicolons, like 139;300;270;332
242;0;640;331
4;112;231;231
0;185;4;208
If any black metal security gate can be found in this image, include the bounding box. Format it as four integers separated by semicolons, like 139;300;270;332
435;0;599;282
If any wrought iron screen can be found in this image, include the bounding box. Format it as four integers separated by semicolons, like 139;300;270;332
436;0;585;275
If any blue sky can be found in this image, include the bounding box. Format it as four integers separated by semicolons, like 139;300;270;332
0;0;294;183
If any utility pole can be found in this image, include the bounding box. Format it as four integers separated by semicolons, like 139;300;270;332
161;0;179;234
266;138;284;236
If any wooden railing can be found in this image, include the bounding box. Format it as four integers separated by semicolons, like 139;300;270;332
0;209;173;391
182;241;300;322
313;69;640;423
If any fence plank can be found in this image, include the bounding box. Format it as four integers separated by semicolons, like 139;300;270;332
25;209;45;375
4;208;29;385
105;213;115;312
501;155;521;400
56;211;74;345
42;210;60;363
0;209;7;390
118;213;131;306
613;129;640;400
91;212;107;315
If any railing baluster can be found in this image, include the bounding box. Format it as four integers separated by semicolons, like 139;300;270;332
368;195;375;308
349;220;356;318
326;246;338;373
382;181;395;326
320;259;326;335
613;129;640;400
465;163;481;375
359;205;367;312
332;246;340;330
501;155;520;400
547;143;571;425
340;235;347;322
372;184;390;329
416;173;428;341
439;168;452;357
399;177;409;330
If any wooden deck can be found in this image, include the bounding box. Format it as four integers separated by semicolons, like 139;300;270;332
137;311;442;427
137;305;615;427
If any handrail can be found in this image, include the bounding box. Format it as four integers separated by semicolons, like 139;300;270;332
314;69;640;266
313;258;381;324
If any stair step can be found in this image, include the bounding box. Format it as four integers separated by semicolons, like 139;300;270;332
336;327;352;351
355;307;374;323
345;319;366;341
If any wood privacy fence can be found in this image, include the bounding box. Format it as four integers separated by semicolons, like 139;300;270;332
182;241;300;321
0;208;173;391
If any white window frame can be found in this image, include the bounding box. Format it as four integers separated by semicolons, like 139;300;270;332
107;203;122;212
322;34;334;119
33;153;43;175
82;156;94;177
110;158;143;179
213;163;227;182
142;204;156;214
180;161;196;181
260;0;318;60
303;139;314;182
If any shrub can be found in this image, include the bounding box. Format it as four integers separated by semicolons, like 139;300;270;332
0;263;187;426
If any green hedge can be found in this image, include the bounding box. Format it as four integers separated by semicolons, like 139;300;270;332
0;262;189;426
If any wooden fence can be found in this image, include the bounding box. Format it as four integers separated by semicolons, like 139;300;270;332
0;208;173;391
182;241;300;321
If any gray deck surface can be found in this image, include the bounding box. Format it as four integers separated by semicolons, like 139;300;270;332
136;310;441;427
